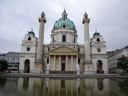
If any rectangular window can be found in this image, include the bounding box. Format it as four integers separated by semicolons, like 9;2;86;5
27;47;30;51
97;48;101;52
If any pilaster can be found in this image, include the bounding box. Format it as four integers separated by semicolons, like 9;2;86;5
53;55;56;70
59;55;61;71
71;55;73;71
49;56;51;70
76;56;78;65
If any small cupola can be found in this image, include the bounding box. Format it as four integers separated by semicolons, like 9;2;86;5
28;28;35;35
93;29;100;36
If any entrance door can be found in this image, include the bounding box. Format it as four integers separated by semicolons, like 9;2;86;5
97;60;103;73
24;59;30;73
62;63;65;71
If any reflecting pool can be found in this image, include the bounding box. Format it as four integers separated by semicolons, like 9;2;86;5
0;77;128;96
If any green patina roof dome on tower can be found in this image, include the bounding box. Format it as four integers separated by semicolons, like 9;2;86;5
53;9;75;30
93;29;100;36
28;28;35;35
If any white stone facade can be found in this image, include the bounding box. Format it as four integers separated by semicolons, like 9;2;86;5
108;47;128;73
91;32;108;73
19;10;108;74
19;31;37;73
0;52;20;72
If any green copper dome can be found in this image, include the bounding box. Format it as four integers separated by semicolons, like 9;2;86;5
53;10;75;30
54;18;75;29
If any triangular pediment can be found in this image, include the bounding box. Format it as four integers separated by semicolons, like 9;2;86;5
49;46;78;55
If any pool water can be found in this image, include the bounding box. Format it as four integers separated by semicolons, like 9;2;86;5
0;77;128;96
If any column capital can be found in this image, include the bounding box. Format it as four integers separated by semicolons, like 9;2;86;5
82;12;90;24
38;17;47;23
82;18;90;24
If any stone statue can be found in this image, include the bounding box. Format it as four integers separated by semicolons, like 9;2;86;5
46;64;49;74
46;64;49;70
76;64;80;70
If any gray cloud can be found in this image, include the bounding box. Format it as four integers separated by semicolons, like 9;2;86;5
0;0;128;53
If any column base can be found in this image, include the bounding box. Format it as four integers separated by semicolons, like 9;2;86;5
46;70;49;74
19;70;24;73
19;70;42;73
84;61;93;74
34;62;43;73
84;71;94;74
77;70;80;75
30;70;43;73
35;59;43;64
84;60;92;64
104;71;108;74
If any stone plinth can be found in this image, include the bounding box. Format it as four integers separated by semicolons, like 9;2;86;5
84;61;93;74
34;62;42;73
77;70;80;75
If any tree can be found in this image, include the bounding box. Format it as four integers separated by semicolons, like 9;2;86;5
117;55;128;73
0;60;8;71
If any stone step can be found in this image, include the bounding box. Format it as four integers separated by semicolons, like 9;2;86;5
49;71;76;74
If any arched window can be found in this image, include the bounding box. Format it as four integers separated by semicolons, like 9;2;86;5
78;58;80;64
47;58;49;63
74;37;75;43
48;48;50;51
78;48;80;52
97;60;102;65
97;38;100;42
28;37;31;41
62;35;66;42
63;24;66;28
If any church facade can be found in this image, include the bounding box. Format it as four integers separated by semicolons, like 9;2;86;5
19;10;108;74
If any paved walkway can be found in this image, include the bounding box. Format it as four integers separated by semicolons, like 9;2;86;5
1;73;128;78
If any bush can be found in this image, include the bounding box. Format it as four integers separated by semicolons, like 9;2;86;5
0;60;8;71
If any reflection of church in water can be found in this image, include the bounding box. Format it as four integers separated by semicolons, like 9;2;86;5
1;78;127;96
19;9;108;74
17;78;109;96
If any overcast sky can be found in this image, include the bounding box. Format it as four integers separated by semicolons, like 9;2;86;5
0;0;128;53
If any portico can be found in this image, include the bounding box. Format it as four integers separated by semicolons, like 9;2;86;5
48;46;78;71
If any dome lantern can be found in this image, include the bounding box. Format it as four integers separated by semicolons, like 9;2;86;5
62;9;68;19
